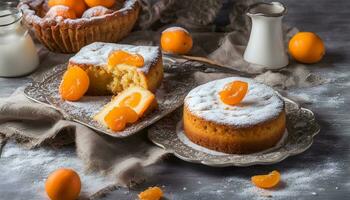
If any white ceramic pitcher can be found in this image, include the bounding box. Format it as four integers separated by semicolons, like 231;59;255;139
243;2;288;69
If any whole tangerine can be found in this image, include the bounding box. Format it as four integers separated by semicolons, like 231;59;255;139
45;168;81;200
161;27;193;55
84;0;115;8
45;5;77;19
48;0;87;17
289;32;325;64
59;66;90;101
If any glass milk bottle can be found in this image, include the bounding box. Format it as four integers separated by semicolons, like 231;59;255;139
0;6;39;77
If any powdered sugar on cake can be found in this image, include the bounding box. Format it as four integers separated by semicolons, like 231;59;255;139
184;77;284;127
69;42;160;74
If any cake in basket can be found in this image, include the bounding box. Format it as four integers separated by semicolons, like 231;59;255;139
183;77;286;154
68;42;163;95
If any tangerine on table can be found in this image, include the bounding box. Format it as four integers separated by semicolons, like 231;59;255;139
138;187;163;200
84;0;116;8
45;5;77;19
104;106;139;131
251;170;281;189
59;66;90;101
108;50;145;67
45;168;81;200
160;27;193;55
48;0;87;17
288;32;325;64
219;81;248;105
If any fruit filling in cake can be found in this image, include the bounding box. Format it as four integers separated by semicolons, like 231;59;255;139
183;77;286;154
94;86;157;131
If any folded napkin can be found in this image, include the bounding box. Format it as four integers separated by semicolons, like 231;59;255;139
0;88;168;186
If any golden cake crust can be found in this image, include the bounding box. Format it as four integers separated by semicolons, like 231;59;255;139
19;0;140;53
183;77;286;154
183;105;286;154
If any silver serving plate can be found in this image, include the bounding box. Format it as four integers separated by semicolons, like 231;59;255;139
148;97;320;167
24;62;198;138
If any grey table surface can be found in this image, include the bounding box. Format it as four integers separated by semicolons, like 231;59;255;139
1;0;350;199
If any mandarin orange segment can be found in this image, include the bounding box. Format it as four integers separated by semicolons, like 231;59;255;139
45;168;81;200
121;106;139;123
119;92;142;108
104;106;139;131
84;0;115;8
138;187;163;200
108;50;145;67
104;107;127;131
59;66;90;101
251;170;281;189
161;27;193;55
48;0;87;17
219;81;248;105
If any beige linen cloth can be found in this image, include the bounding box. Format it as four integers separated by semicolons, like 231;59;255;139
0;0;324;196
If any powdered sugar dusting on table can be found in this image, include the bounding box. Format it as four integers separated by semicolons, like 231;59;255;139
184;77;284;127
69;42;160;74
65;96;110;117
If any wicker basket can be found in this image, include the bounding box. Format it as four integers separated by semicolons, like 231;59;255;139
19;0;140;53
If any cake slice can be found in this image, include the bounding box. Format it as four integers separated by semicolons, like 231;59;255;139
68;42;163;95
94;86;157;128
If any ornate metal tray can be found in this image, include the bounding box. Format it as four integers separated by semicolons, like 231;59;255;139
24;63;197;138
148;97;320;167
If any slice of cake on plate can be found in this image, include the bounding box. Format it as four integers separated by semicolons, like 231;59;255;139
94;86;157;131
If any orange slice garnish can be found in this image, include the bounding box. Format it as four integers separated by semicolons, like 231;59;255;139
104;106;138;132
138;187;163;200
116;86;155;117
119;92;142;108
219;81;248;105
251;170;281;189
108;50;144;67
59;66;90;101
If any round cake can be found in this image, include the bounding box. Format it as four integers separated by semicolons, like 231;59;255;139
183;77;286;154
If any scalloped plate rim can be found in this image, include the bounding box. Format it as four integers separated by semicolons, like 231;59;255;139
23;63;195;138
147;98;320;167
